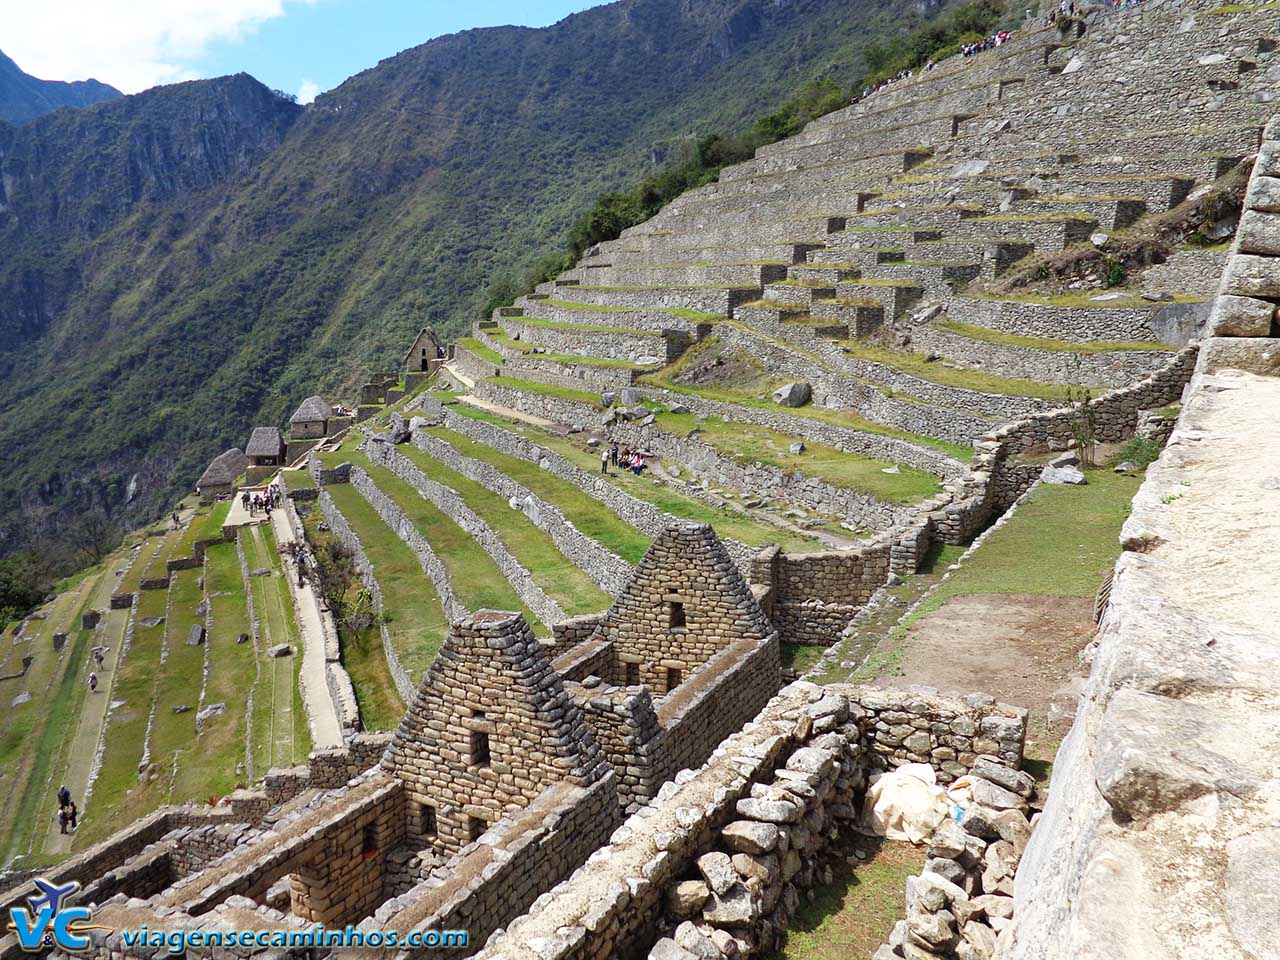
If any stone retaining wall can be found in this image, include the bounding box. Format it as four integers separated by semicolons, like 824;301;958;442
914;324;1171;388
319;489;418;702
409;429;632;595
362;439;566;626
950;296;1163;343
437;405;758;575
500;356;640;392
472;681;1025;960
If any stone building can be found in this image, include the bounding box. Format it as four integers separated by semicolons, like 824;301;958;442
194;448;248;500
382;609;613;853
245;426;286;467
289;396;332;440
403;327;445;373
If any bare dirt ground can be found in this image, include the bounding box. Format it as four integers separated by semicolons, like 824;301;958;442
873;593;1097;769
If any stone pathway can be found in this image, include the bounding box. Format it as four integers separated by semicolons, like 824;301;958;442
224;489;272;529
456;393;558;430
269;507;342;749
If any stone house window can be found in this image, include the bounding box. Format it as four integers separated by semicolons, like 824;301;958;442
664;586;686;631
468;816;487;843
666;667;682;692
362;822;378;860
422;804;437;836
625;661;640;685
469;710;491;768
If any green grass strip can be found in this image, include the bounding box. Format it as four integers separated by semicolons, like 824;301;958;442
423;426;651;564
935;320;1171;354
396;445;611;617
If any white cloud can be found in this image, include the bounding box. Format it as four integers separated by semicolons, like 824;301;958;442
4;0;317;94
296;79;321;104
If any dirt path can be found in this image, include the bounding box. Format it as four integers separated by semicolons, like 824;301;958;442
269;509;342;749
457;393;559;429
872;593;1095;764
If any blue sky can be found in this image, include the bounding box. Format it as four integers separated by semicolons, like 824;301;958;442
6;0;604;101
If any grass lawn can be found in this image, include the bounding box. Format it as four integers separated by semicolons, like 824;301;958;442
837;340;1106;400
300;502;411;732
656;412;942;505
396;445;611;617
0;586;97;863
640;340;973;461
74;588;168;849
777;837;927;960
423;426;651;564
936;320;1171;354
317;486;449;690
443;403;829;551
781;643;827;674
908;467;1140;622
489;376;601;407
513;313;660;336
329;452;547;633
458;337;503;364
242;525;310;775
172;542;257;802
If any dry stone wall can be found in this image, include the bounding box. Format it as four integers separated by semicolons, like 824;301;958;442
947;297;1167;344
362;439;566;626
409;428;632;594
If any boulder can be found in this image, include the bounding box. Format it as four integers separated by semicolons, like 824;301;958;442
620;387;642;406
789;442;805;454
197;703;226;725
1041;463;1086;485
267;644;295;658
1046;452;1080;469
731;852;780;884
1113;461;1139;473
186;624;206;646
968;777;1026;812
1207;294;1275;338
990;808;1033;856
771;382;812;408
673;923;719;960
908;910;958;951
669;402;691;414
601;391;618;407
636;355;662;366
650;939;698;960
735;797;801;823
959;804;1001;841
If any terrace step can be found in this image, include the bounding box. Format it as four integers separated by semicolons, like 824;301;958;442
1014;195;1147;231
811;298;886;338
786;263;861;284
806;247;905;268
833;279;925;321
906;238;1035;278
567;262;789;288
869;259;982;295
850;204;987;229
951;213;1098;253
762;281;837;308
543;283;756;315
584;242;818;267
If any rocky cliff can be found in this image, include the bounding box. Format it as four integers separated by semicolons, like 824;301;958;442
0;48;120;126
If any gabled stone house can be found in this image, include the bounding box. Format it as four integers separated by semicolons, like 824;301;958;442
289;396;332;440
194;448;248;500
245;426;286;467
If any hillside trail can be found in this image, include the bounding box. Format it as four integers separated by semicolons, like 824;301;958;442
41;550;149;856
268;506;342;749
456;393;560;430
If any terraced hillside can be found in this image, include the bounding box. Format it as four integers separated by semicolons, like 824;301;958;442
0;499;315;872
396;0;1268;671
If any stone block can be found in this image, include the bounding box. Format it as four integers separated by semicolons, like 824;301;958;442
1222;253;1280;299
1236;210;1280;257
1246;174;1280;212
1207;295;1275;338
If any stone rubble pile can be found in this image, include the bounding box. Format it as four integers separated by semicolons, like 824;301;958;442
875;758;1039;960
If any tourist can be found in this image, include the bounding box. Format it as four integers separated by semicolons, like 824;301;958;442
57;785;70;809
67;801;78;830
93;648;105;669
58;808;69;835
88;672;98;693
600;446;609;475
610;442;619;466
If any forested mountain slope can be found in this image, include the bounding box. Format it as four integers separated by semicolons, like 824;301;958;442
0;0;944;555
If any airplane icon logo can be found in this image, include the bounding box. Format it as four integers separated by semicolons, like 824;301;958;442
27;879;81;917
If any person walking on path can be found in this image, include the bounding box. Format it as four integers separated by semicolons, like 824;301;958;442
87;672;97;693
57;786;70;809
58;808;69;835
67;802;78;830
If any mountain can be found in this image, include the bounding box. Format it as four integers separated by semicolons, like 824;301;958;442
0;0;951;559
0;48;120;125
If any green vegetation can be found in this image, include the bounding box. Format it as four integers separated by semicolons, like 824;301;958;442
0;553;45;624
301;497;426;730
656;412;942;504
777;839;928;960
457;337;504;364
396;445;611;616
424;426;652;564
444;402;829;551
837;340;1107;399
330;452;547;632
908;467;1141;622
936;320;1172;354
490;376;602;407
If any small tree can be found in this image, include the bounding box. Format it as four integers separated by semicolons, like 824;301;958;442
1063;381;1098;466
312;539;357;619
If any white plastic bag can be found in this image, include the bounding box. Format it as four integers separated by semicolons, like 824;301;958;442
862;762;952;843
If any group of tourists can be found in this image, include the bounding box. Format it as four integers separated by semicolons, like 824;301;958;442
961;30;1012;57
57;785;78;835
242;485;283;518
600;442;648;476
